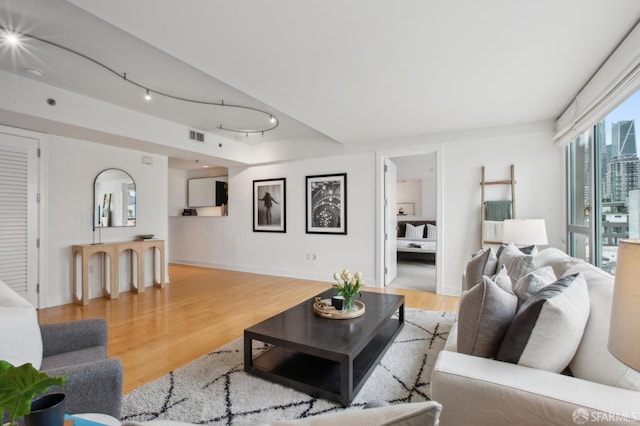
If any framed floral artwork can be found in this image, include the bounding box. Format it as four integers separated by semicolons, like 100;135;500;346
305;173;346;234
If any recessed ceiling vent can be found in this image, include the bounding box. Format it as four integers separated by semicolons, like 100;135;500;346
189;130;205;142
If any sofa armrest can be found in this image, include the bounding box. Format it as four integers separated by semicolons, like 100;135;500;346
432;351;640;426
45;358;123;419
40;318;108;357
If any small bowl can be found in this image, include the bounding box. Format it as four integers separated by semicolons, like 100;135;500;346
138;234;155;240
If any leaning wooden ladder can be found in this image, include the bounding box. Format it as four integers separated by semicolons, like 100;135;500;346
480;164;516;246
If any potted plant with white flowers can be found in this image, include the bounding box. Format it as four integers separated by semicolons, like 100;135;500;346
332;269;364;312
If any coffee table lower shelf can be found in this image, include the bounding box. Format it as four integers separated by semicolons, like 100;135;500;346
244;318;403;406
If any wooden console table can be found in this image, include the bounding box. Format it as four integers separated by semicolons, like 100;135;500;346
72;239;165;305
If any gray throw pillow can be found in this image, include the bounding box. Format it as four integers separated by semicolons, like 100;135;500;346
464;248;498;291
496;273;590;373
497;243;536;283
492;265;514;294
457;275;518;358
512;266;556;306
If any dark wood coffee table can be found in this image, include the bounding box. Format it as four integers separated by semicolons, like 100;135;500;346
244;289;404;406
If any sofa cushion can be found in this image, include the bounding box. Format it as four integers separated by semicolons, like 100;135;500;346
534;247;583;278
0;279;43;369
496;273;590;373
457;275;517;358
564;263;640;391
512;266;556;307
496;243;536;283
464;248;498;291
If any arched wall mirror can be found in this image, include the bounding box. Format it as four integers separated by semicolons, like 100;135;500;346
94;168;136;228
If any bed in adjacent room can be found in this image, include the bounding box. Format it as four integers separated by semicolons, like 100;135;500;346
396;220;436;263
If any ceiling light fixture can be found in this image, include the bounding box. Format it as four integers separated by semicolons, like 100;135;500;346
0;27;279;135
2;31;19;46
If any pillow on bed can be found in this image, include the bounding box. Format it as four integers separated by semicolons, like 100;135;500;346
427;224;436;239
405;223;425;239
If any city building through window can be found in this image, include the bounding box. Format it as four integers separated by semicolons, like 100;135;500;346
567;90;640;274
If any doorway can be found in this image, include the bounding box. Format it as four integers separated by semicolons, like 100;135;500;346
379;149;441;293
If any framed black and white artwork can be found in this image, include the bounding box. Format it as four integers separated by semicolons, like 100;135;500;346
305;173;347;235
253;178;286;232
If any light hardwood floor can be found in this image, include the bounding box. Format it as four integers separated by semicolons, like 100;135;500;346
37;264;459;393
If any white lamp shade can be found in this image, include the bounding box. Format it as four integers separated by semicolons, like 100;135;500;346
501;219;548;246
608;239;640;371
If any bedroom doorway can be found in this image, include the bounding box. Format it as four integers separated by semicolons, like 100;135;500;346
382;152;438;293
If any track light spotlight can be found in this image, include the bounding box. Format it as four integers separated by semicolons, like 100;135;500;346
3;31;19;46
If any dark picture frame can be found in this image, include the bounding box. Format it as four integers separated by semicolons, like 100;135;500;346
305;173;347;234
253;178;286;232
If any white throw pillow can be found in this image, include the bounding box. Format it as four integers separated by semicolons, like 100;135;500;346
512;266;556;306
426;224;436;239
405;223;425;239
497;273;590;373
0;279;43;368
534;247;583;278
120;401;443;426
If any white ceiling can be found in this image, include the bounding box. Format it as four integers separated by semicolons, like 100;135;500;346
1;1;640;166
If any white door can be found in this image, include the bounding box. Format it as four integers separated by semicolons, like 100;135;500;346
384;158;397;285
0;132;39;306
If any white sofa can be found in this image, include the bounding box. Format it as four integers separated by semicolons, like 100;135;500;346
432;247;640;425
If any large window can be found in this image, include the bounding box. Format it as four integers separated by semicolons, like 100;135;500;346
567;91;640;274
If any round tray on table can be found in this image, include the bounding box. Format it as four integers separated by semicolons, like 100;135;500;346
313;297;365;319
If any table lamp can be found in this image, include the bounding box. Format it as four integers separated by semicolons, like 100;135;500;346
501;219;548;246
608;239;640;371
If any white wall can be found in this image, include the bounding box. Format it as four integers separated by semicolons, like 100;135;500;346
422;176;437;220
439;131;565;295
396;176;437;220
45;135;168;307
170;128;566;296
168;168;188;217
169;152;377;284
41;126;563;305
397;179;422;216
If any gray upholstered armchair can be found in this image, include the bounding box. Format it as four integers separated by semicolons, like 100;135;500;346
0;279;123;419
40;319;123;418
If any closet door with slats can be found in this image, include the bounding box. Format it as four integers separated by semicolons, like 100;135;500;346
0;132;39;306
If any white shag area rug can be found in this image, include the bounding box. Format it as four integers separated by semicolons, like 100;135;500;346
122;309;456;425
